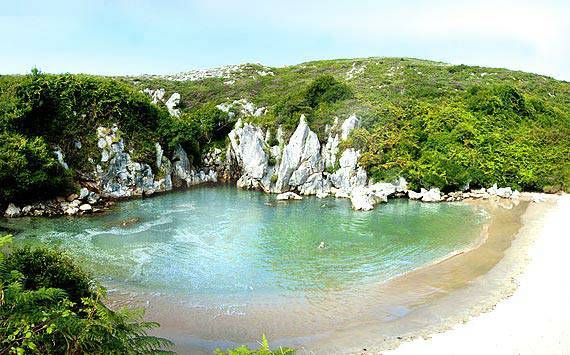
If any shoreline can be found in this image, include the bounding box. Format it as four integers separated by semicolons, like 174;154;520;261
296;197;531;354
4;186;563;354
376;193;568;355
103;194;532;354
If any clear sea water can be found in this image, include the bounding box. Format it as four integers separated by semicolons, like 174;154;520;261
2;185;487;299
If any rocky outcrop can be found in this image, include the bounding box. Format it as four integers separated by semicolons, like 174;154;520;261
227;113;372;207
142;89;181;117
275;115;324;193
223;113;531;211
164;93;181;117
171;145;216;188
95;126;156;198
95;125;215;199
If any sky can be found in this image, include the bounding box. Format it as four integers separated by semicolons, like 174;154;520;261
1;0;569;80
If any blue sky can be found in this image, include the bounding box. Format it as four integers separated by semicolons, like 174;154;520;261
1;0;569;80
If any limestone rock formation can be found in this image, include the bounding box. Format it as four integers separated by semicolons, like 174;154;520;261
165;93;181;117
4;203;21;218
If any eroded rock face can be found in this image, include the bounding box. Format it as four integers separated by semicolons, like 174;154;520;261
229;121;268;180
95;126;154;198
172;145;216;188
274;115;311;192
227;114;371;204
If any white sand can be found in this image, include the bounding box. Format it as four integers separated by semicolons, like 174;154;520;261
387;194;570;355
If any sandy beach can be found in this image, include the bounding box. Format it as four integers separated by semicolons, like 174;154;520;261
386;194;570;355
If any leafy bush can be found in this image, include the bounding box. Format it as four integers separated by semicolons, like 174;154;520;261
0;132;73;203
6;246;94;304
214;335;294;355
357;86;570;192
274;75;352;136
0;235;173;354
159;103;232;164
304;75;352;109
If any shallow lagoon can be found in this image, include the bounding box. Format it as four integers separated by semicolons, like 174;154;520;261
4;185;487;297
3;185;495;352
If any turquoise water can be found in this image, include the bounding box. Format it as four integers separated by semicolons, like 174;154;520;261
2;185;487;299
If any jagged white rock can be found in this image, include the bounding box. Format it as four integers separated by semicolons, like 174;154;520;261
341;114;359;140
165;93;181;117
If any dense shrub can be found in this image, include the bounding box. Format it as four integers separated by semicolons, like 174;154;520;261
357;85;570;192
0;235;172;354
5;246;93;304
0;132;72;203
304;75;352;109
159;103;232;164
274;75;352;135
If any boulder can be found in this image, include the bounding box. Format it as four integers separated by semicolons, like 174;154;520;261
496;187;513;198
67;193;79;202
64;207;79;215
407;190;424;200
79;188;90;200
4;203;21;218
70;199;82;208
87;192;101;205
350;186;376;211
79;204;92;211
422;188;442;202
276;192;303;200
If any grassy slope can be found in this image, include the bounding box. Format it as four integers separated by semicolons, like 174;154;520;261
0;57;568;203
121;57;570;191
122;57;570;131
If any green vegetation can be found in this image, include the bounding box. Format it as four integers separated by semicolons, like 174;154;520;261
1;57;569;205
214;335;294;355
0;132;73;203
0;235;173;354
0;70;228;204
125;57;569;192
351;84;570;191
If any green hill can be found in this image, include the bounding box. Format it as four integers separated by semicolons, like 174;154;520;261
1;57;569;204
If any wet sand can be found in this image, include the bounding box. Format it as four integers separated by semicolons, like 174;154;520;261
385;194;569;355
106;197;539;354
